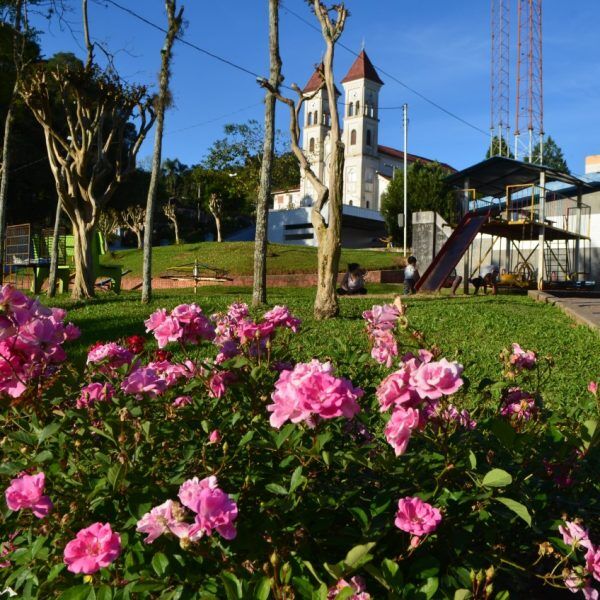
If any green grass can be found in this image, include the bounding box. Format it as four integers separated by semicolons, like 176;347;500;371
48;287;600;419
100;241;403;278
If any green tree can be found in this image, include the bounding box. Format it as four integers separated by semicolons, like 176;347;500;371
381;161;457;245
486;135;514;159
531;135;569;173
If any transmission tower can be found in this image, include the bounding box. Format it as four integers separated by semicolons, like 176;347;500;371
490;0;510;157
514;0;543;163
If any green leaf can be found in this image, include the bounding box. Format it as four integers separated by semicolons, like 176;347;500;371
252;576;271;600
38;422;61;443
289;466;304;493
496;497;532;526
47;563;65;582
381;558;403;588
221;571;243;600
107;463;126;490
33;450;53;463
275;424;295;449
335;588;355;600
96;585;113;600
454;590;473;600
151;551;169;576
419;577;439;599
344;542;376;570
265;483;288;496
468;450;477;469
238;430;254;447
348;507;369;530
482;468;512;488
291;576;315;598
59;585;96;600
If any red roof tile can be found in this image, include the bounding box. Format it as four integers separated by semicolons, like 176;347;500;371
378;145;456;173
341;50;384;85
303;66;326;93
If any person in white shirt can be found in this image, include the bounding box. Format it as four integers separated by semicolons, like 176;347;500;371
338;263;367;295
403;256;419;294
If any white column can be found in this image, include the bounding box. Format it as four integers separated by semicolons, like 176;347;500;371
537;170;546;290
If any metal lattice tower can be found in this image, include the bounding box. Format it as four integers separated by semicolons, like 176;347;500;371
490;0;510;156
514;0;543;163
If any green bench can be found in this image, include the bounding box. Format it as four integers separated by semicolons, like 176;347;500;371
31;232;123;294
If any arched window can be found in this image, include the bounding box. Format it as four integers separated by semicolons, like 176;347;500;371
348;103;354;117
350;130;357;145
355;101;360;115
366;129;372;147
314;111;318;124
307;112;313;126
309;138;315;152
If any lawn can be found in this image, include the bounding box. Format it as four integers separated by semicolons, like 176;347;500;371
50;286;600;419
99;241;403;277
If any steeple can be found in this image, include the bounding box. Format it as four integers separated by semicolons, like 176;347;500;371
341;50;384;86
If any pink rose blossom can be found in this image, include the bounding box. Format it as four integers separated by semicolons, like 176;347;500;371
77;382;114;409
559;521;593;551
509;343;537;370
63;522;121;574
370;329;399;367
208;430;221;444
86;342;133;374
267;360;363;429
173;395;193;408
121;367;167;398
208;370;236;399
362;303;401;332
384;407;421;456
424;402;477;430
565;572;599;600
179;476;238;540
327;576;371;599
376;359;421;412
500;387;537;422
586;546;600;582
263;305;301;332
136;500;190;544
5;472;53;518
226;302;249;322
395;496;442;537
409;358;464;400
588;381;598;396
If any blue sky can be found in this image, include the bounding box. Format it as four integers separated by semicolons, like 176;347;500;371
30;0;600;174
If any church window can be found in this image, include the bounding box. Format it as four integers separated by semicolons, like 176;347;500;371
366;129;372;147
314;111;318;124
366;200;370;209
356;100;360;115
348;103;354;117
307;112;312;126
309;138;315;152
350;130;357;145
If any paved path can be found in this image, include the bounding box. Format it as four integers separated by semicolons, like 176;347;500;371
529;291;600;332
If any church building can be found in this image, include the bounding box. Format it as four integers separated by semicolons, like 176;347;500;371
269;50;453;247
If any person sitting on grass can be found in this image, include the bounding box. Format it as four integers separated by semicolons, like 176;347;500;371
338;263;367;295
469;264;499;295
403;255;420;295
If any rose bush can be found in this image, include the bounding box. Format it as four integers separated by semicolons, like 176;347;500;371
0;287;598;599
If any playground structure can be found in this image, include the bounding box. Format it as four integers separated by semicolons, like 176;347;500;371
416;156;593;293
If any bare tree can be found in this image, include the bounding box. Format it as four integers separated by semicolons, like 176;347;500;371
97;207;120;251
162;200;180;245
208;193;223;243
252;0;282;307
141;0;183;303
262;0;347;319
120;205;145;249
19;0;155;299
0;0;25;283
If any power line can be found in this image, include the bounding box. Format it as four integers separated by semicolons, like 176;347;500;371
280;2;488;136
165;102;265;135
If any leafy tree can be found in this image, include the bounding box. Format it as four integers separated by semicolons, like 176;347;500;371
381;161;457;245
486;135;514;159
531;135;569;173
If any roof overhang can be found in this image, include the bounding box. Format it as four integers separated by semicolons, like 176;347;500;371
446;156;594;197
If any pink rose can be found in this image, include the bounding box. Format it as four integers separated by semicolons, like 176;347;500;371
173;395;193;408
327;575;371;599
5;472;53;518
395;496;442;537
263;305;301;332
267;360;363;429
500;387;536;422
227;302;249;322
384;407;420;456
370;329;398;367
588;381;598;396
559;521;593;551
179;476;238;540
63;522;121;574
121;367;167;398
86;342;133;373
586;546;600;582
409;359;464;400
208;430;221;444
376;359;420;412
77;382;114;409
509;343;537;370
362;303;400;332
208;370;236;399
137;499;190;544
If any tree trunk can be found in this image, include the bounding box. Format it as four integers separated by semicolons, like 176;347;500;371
215;217;222;243
314;144;344;319
136;230;142;249
71;219;95;299
47;199;62;297
173;220;180;245
252;0;282;307
142;0;182;304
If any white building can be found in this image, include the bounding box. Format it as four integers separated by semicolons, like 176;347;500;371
270;50;454;247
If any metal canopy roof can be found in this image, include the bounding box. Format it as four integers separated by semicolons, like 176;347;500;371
446;156;593;198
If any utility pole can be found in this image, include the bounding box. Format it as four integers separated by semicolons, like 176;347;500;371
403;103;408;256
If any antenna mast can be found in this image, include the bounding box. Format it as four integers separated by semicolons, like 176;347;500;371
490;0;510;156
